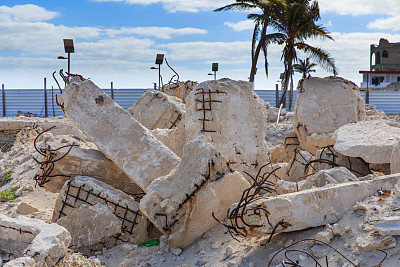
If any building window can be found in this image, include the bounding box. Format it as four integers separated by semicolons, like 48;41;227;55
376;51;381;64
397;77;400;82
382;50;388;58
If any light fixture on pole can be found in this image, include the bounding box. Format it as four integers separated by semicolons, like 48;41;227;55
212;63;218;81
58;39;74;81
151;54;164;90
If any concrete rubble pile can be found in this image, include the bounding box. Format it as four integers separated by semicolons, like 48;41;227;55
3;74;400;265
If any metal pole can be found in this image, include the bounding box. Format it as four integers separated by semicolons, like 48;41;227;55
68;52;71;75
52;86;55;117
2;84;5;117
44;77;48;117
111;82;114;100
158;65;161;90
275;84;279;108
366;73;370;104
214;71;216;81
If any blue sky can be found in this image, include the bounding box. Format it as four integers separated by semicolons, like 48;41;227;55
1;0;400;90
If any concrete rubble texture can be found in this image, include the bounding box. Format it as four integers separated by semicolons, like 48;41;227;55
0;214;71;267
162;81;198;103
52;176;148;250
238;173;400;237
284;150;313;182
185;78;269;179
57;203;122;249
140;138;250;248
333;119;400;164
45;135;143;196
127;90;185;130
300;167;358;190
293;76;366;154
391;141;400;174
58;79;180;191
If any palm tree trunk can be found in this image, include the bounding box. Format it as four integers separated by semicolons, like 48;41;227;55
249;24;266;83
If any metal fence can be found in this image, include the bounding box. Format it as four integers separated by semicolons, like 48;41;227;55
0;86;400;117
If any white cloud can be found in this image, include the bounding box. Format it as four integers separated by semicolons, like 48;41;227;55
0;4;59;22
367;16;400;31
105;27;207;39
318;0;400;16
92;0;232;13
224;20;254;32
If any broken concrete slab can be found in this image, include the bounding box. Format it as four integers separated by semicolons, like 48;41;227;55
52;176;148;250
293;77;366;154
162;81;198;103
284;150;313;182
300;167;358;190
127;90;185;130
0;214;71;267
44;135;143;196
3;257;36;267
373;216;400;236
57;203;122;249
391;142;400;174
185;78;269;179
333;119;400;164
236;173;400;237
140;138;250;248
314;146;370;177
58;79;180;191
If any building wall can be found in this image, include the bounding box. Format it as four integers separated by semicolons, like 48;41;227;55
371;39;400;71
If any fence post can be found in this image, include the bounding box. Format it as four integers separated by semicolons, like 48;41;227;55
44;78;48;117
275;84;279;108
2;84;5;117
52;86;55;117
111;82;114;100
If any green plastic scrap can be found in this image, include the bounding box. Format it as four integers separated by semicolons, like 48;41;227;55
138;238;160;247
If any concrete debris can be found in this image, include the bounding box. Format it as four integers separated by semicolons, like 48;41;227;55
127;90;185;130
314;146;370;177
284;150;313;182
269;144;291;163
43;135;143;196
140;138;250;248
391;141;400;174
185;78;269;179
3;257;36;267
150;114;186;158
372;216;400;236
333;119;400;164
57;203;122;249
0;214;71;267
162;81;198;103
283;129;300;159
293;76;366;154
52;176;148;252
236;173;400;237
300;167;358;190
58;79;180;191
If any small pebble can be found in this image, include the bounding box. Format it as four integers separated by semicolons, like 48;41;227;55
173;248;183;256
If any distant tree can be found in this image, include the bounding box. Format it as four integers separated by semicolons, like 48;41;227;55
294;58;317;79
215;0;278;82
215;0;338;111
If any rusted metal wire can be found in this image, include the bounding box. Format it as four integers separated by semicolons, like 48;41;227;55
32;126;77;188
165;58;180;85
59;69;69;85
195;88;227;133
213;163;291;241
267;238;387;267
52;71;62;93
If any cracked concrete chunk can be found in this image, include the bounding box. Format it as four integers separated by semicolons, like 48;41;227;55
127;90;185;130
0;214;71;267
3;257;36;267
44;135;143;196
140;138;250;248
237;173;400;237
162;81;198;103
300;167;358;190
52;176;148;249
58;79;180;191
185;78;269;179
294;77;366;154
333;120;400;164
57;203;122;249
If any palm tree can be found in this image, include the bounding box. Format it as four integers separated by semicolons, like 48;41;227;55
293;58;317;79
214;1;276;82
215;0;338;111
262;0;338;110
